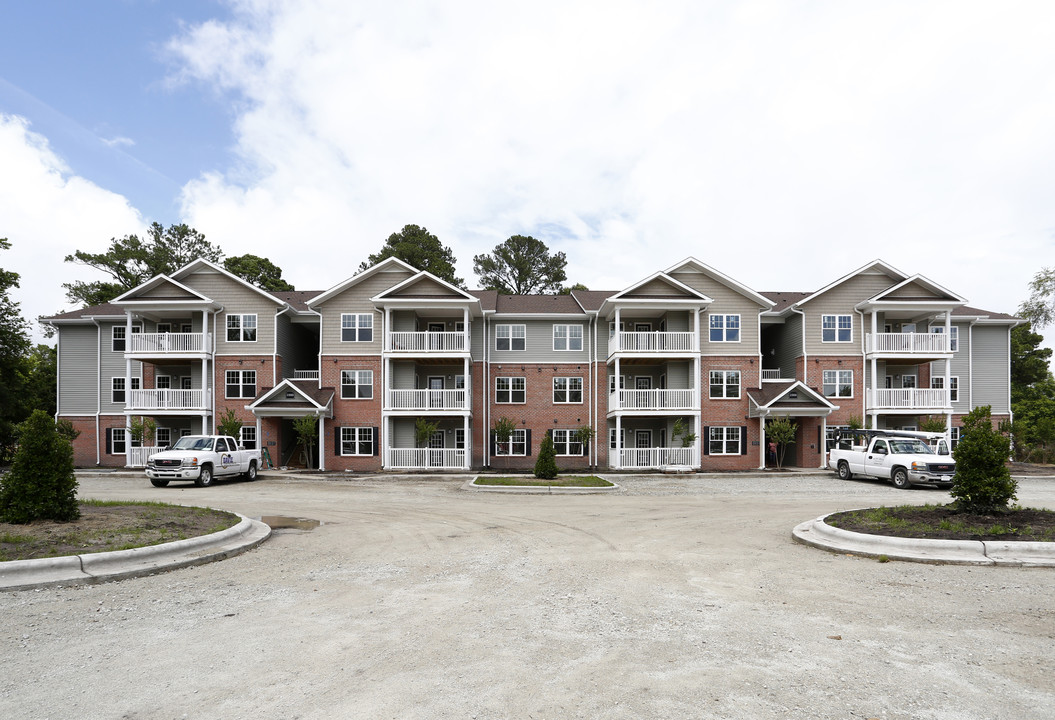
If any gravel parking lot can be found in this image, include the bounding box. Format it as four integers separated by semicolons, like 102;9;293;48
3;472;1054;719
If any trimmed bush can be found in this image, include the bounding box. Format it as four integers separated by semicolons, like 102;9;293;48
951;406;1017;512
534;435;558;479
0;410;79;523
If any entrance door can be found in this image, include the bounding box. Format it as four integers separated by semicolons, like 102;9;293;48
635;323;651;350
635;430;652;468
428;322;445;350
428;430;445;467
428;376;444;409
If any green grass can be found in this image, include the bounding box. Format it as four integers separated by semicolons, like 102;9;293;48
474;475;614;487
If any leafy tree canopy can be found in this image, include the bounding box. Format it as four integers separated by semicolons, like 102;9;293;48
1019;267;1055;329
63;222;223;306
358;224;464;288
474;235;567;295
224;254;294;292
951;406;1016;512
560;282;589;295
0;239;31;461
1010;322;1053;395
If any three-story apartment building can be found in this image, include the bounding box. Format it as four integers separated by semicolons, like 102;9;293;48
48;256;1018;472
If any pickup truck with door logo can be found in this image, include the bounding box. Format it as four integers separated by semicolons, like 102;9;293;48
827;431;955;489
145;435;262;487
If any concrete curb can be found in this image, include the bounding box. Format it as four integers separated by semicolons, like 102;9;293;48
0;513;272;591
792;513;1055;567
463;476;621;493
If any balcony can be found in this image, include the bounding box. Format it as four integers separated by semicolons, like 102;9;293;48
127;389;210;412
386;448;468;469
387;331;467;353
616;447;698;469
610;331;695;355
128;332;211;355
293;370;319;380
866;333;949;356
870;388;948;410
761;369;782;381
609;389;696;412
386;389;469;411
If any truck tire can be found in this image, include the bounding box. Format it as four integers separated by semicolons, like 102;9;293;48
195;465;213;487
837;461;853;480
243;461;257;481
150;479;169;488
891;467;911;489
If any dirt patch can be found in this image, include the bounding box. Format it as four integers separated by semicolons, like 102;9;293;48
1008;461;1055;476
0;502;239;561
827;505;1055;541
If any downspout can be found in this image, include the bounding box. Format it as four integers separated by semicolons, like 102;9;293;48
592;313;598;467
968;320;976;410
91;318;102;465
484;312;490;468
855;306;867;427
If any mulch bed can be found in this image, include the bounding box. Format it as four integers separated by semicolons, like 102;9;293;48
827;506;1055;542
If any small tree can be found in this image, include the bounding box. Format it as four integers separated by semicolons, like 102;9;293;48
415;418;441;446
951;406;1017;513
56;419;80;443
919;416;948;433
574;425;595;465
129;416;157;447
846;414;863;430
293;415;318;469
534;434;558;479
0;410;79;523
766;418;798;469
672;417;697;448
492;416;517;468
216;408;242;439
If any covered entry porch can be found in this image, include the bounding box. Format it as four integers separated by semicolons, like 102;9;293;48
748;382;838;469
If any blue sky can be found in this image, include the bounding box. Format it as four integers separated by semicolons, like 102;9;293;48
1;0;1054;360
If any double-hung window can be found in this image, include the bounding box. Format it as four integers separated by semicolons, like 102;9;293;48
709;315;740;342
553;324;583;351
821;314;852;343
708;426;741;455
156;427;171;448
931;376;959;402
553;377;583;403
496;324;526;351
495;428;527;456
226;314;257;342
238;426;256;449
341;370;373;399
225;370;257;399
822;369;853;398
112;325;141;352
931;325;959;352
341;313;373;342
552;429;583;456
709;370;740;399
111;428;127;454
496;377;526;403
111;377;140;404
341;427;374;456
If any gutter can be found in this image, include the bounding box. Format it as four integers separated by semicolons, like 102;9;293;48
91;317;101;465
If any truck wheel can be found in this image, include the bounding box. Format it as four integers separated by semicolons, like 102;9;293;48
150;479;169;488
891;468;911;489
837;461;853;480
243;462;257;481
195;465;213;487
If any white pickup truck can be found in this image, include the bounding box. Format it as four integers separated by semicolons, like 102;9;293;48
145;435;262;488
827;431;955;489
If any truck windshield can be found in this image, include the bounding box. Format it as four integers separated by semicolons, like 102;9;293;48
889;439;932;454
171;437;215;451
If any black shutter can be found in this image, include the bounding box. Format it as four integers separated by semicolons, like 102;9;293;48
526;429;532;456
490;431;496;456
702;426;710;455
334;427;341;456
741;426;748;455
372;427;379;456
105;428;112;455
818;425;823;451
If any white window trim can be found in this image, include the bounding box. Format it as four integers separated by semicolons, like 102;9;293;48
553;324;584;351
495;376;526;404
225;370;257;399
495;324;526;352
495;428;527;456
552;429;583;456
822;369;854;398
340;313;374;343
553;377;583;404
340;427;374;456
708;426;741;455
708;314;741;343
708;370;741;399
340;369;374;400
821;314;853;343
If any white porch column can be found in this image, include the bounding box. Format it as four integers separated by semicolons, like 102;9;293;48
463;308;469;351
820;417;828;469
463;415;470;469
614;307;621;352
759;416;767;470
693;308;700;352
615;414;622;469
384;307;391;352
464;356;470;409
318;413;326;471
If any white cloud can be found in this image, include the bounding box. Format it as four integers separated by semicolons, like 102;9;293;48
101;135;136;148
0;114;145;339
162;0;1054;333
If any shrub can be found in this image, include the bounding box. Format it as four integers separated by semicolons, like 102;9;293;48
950;406;1017;512
534;434;558;479
0;410;79;523
217;408;242;438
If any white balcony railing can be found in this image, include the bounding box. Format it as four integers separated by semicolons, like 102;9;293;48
387;448;467;469
386;389;469;411
127;389;209;411
866;333;949;355
617;447;698;469
127;445;166;468
388;331;467;353
611;331;695;354
609;389;696;411
293;370;319;380
128;333;211;354
762;369;782;381
871;388;948;409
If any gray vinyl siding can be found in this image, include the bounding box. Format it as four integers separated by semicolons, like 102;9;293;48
391;361;416;390
800;272;895;355
971;325;1011;413
181;271;281;355
764;314;801;380
99;322;142;413
491;318;590;363
276;315;318;379
471;319;485;358
317;269;414;355
389;417;464;448
668;270;764;355
58;325;99;414
929;322;971;414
